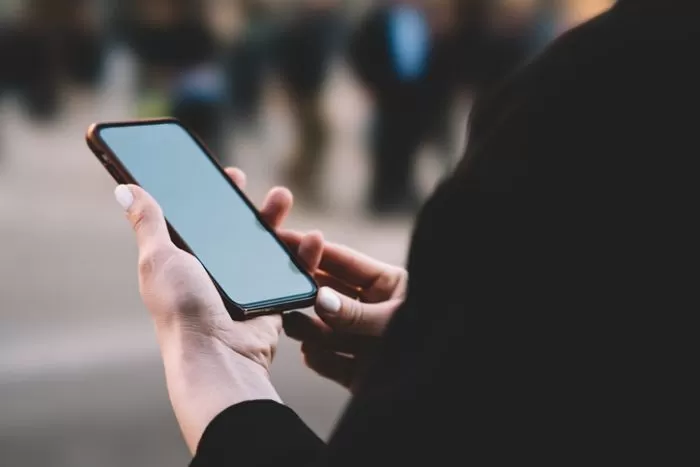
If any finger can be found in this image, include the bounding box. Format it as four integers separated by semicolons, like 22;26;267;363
314;271;363;299
224;167;247;190
315;287;401;336
260;187;293;229
279;230;358;293
284;311;375;353
318;243;395;290
302;343;356;389
277;229;305;247
276;230;391;290
283;311;329;342
115;185;171;251
297;231;324;271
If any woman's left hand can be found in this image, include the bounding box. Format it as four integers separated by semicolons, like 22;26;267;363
113;168;322;453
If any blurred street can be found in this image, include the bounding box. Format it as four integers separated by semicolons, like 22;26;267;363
0;50;441;466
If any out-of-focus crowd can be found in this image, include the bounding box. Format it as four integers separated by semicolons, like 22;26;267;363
0;0;614;215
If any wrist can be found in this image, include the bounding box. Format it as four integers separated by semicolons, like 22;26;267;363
157;322;282;402
155;320;282;453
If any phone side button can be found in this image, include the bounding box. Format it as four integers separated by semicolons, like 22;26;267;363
105;163;121;181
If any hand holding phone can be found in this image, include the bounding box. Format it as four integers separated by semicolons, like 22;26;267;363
88;119;330;452
107;167;326;453
111;170;306;336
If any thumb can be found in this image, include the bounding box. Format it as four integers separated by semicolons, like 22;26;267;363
114;185;171;251
315;287;401;336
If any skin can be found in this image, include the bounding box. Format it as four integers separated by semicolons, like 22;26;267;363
115;167;407;453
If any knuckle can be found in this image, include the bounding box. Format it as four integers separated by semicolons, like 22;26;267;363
248;337;277;369
368;266;408;299
171;289;207;318
138;246;175;278
239;324;280;370
130;207;148;233
252;318;282;354
300;340;313;355
130;202;162;233
342;298;365;330
392;268;409;296
302;352;323;375
137;252;156;278
302;352;316;371
371;273;392;293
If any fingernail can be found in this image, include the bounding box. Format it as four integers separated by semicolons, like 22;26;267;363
317;287;341;314
114;185;134;211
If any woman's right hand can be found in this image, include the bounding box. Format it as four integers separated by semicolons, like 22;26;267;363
281;231;407;392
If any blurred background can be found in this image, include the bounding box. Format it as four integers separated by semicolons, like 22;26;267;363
0;0;614;465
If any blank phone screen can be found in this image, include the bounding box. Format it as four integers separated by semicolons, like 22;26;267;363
99;122;315;307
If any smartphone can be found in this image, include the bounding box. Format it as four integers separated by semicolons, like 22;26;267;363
86;118;317;320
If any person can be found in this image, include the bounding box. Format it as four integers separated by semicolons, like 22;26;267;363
275;0;344;206
225;0;275;132
59;0;106;88
111;1;696;465
123;0;225;159
0;1;60;121
348;0;464;215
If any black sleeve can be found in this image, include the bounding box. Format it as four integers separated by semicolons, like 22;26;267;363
190;400;324;467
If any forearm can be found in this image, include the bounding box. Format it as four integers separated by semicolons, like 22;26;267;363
155;323;282;454
160;326;326;467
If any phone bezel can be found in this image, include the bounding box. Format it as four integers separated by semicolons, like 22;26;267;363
86;118;317;320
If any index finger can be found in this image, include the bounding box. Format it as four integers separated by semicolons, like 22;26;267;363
224;167;247;190
279;230;389;289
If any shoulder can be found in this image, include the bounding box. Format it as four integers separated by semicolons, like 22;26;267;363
466;9;617;138
457;4;687;178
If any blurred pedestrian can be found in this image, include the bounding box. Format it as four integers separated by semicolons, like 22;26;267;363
225;0;275;132
59;0;106;88
275;0;345;206
0;0;60;121
348;0;462;215
123;0;226;160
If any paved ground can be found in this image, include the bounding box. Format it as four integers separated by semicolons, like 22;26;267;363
0;50;457;466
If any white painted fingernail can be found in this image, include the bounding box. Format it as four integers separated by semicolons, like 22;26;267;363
114;185;134;211
318;287;341;314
